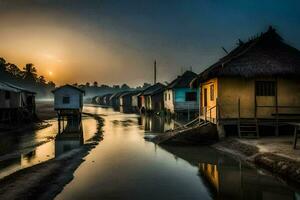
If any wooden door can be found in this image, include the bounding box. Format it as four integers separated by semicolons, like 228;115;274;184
204;88;208;107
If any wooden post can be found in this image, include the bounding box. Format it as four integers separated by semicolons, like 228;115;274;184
204;107;207;122
58;113;61;134
275;78;279;136
187;103;190;121
216;98;220;123
238;98;241;138
293;126;298;149
62;116;65;132
254;80;257;119
238;98;241;120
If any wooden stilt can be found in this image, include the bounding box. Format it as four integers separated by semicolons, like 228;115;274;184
293;126;298;149
58;114;61;134
238;98;241;138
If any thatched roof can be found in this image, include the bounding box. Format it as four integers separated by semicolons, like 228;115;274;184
167;71;197;89
192;26;300;86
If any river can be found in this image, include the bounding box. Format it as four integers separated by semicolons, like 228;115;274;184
0;105;298;199
54;105;298;200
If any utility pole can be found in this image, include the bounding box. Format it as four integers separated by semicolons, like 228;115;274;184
154;60;157;84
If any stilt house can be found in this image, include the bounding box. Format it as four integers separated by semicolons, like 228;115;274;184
109;91;128;108
120;91;140;108
191;27;300;137
131;92;143;112
164;71;199;114
103;93;112;105
140;83;165;113
52;84;85;125
0;81;36;123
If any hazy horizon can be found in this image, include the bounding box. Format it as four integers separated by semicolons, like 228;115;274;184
0;0;300;86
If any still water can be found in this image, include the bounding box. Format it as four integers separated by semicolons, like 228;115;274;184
54;105;299;200
0;116;97;179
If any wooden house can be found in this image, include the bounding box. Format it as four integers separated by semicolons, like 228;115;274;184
131;92;143;112
119;92;133;107
120;91;141;112
191;27;300;137
52;85;85;133
94;96;102;104
0;81;36;123
103;93;112;105
140;83;165;113
109;91;128;108
53;85;85;113
164;71;199;114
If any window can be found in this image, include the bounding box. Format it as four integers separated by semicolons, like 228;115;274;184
168;93;171;100
210;84;214;101
164;93;167;101
185;92;197;101
63;96;70;104
256;81;276;96
5;91;10;100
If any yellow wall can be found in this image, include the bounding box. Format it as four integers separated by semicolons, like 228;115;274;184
216;77;300;119
200;78;218;122
218;77;255;119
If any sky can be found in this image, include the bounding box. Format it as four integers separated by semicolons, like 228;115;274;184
0;0;300;86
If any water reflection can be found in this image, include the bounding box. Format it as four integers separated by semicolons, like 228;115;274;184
163;146;298;200
139;114;175;134
119;106;134;114
55;118;83;157
0;116;96;179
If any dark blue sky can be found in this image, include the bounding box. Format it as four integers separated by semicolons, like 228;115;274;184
0;0;299;85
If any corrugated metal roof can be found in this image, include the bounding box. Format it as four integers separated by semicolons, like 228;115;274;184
0;81;35;94
0;82;19;92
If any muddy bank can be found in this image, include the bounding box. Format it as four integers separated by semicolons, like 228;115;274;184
213;138;300;185
0;113;104;200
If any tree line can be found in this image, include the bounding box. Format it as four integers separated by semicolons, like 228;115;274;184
0;57;56;98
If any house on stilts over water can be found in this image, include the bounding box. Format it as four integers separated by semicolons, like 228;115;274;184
191;26;300;138
52;84;85;134
0;81;36;125
164;70;199;117
119;90;141;113
140;83;166;113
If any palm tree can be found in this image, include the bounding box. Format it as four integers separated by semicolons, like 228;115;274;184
22;63;37;81
47;81;56;88
0;57;8;72
38;75;46;85
6;63;22;78
93;81;98;87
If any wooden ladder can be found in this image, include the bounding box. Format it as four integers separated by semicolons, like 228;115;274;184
238;119;260;139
